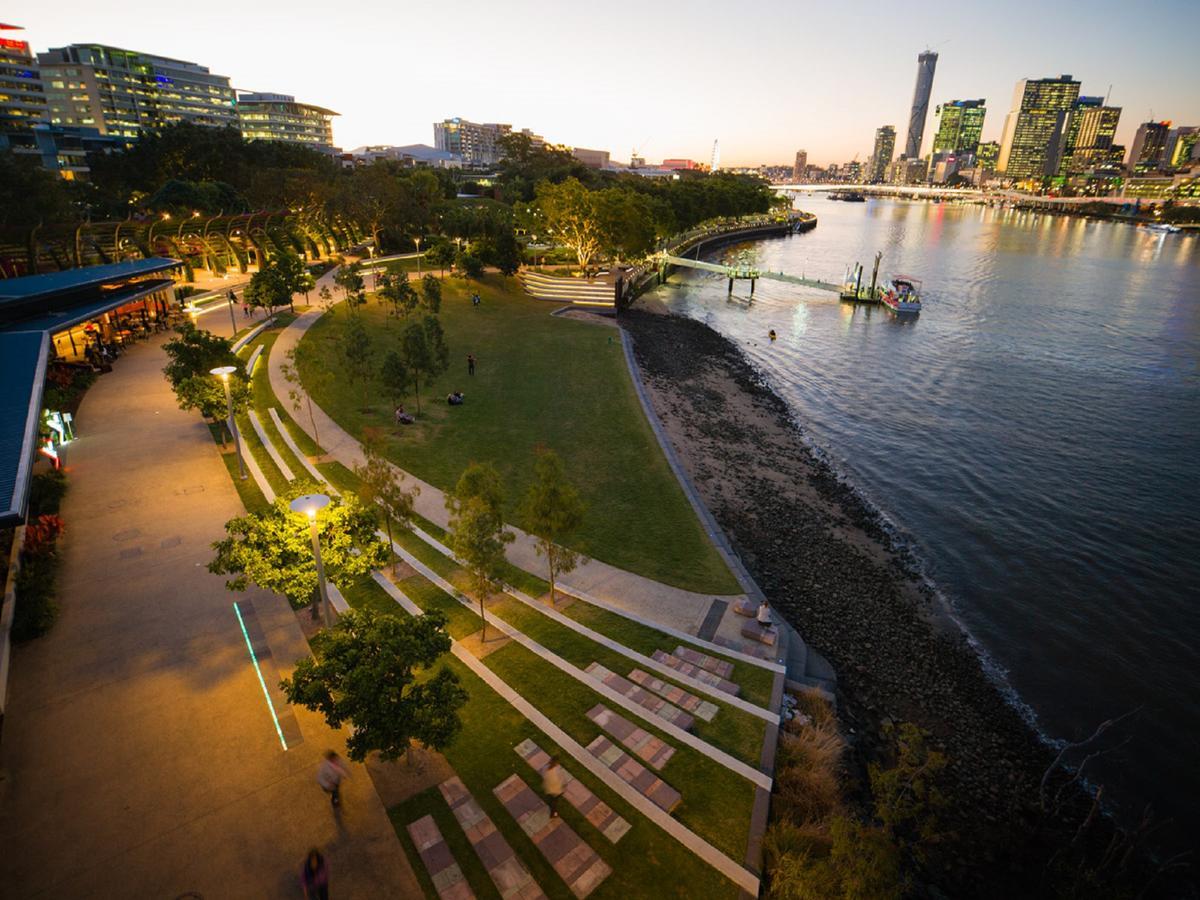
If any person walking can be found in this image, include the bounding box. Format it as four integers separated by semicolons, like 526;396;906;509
317;750;349;808
467;354;476;377
300;848;329;900
542;756;564;818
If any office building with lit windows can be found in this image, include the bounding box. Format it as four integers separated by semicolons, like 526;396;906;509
236;93;337;150
1062;103;1121;173
931;99;986;156
433;118;545;167
997;75;1081;179
37;44;235;140
1126;121;1171;173
869;126;895;183
1165;126;1199;169
0;31;46;135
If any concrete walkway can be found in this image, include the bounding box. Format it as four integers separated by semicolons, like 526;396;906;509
0;331;419;898
266;298;746;637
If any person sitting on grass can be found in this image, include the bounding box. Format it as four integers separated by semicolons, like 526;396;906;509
395;405;415;426
447;391;464;406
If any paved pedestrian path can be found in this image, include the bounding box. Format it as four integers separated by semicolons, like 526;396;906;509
494;773;612;898
0;332;419;898
265;299;746;637
407;814;476;900
514;739;630;843
439;776;546;900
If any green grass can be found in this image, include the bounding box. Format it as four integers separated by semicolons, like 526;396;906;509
295;274;739;595
346;576;740;899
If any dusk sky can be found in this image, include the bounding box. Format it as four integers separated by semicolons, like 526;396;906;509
15;0;1200;167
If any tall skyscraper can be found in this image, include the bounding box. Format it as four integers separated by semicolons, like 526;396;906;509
793;149;807;181
1165;126;1200;168
37;44;236;140
1063;104;1121;173
997;74;1081;179
931;99;986;156
903;51;938;159
870;126;896;182
1126;121;1172;173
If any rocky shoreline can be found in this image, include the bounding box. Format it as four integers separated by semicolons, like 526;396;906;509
620;307;1179;897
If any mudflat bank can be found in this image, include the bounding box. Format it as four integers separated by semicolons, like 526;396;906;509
620;306;1182;897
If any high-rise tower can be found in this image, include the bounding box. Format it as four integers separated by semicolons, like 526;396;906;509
997;75;1081;178
904;51;938;159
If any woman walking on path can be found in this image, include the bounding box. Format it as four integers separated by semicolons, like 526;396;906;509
300;848;330;900
317;751;349;808
542;757;564;818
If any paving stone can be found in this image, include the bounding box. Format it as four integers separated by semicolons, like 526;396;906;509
627;670;719;722
513;739;630;844
439;777;545;900
493;773;611;898
672;645;735;679
585;736;682;814
406;814;476;900
584;662;694;731
585;704;676;770
652;649;740;696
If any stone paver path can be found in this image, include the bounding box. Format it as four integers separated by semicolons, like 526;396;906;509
586;736;683;813
584;662;695;731
628;669;720;722
586;704;676;770
495;774;612;898
515;739;630;843
439;777;546;900
407;815;476;900
653;649;740;695
673;646;735;679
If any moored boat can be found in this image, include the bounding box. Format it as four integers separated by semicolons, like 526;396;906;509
881;277;922;314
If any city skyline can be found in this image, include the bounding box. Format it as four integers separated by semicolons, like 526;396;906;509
10;0;1200;166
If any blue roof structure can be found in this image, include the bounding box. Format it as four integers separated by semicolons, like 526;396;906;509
0;258;180;303
0;332;49;525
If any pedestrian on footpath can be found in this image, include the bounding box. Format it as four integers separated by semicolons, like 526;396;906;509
543;757;564;818
317;750;349;808
467;354;476;376
300;848;329;900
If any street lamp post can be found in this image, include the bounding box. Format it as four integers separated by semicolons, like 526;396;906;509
211;366;246;480
414;235;422;276
290;493;333;627
226;289;238;335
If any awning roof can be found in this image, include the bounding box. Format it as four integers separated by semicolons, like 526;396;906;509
12;278;175;335
0;258;181;304
0;332;49;527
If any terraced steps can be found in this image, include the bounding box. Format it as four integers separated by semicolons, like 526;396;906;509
628;669;719;722
407;814;476;900
652;650;739;696
585;662;695;731
586;735;683;813
586;705;676;771
439;777;546;900
514;739;631;843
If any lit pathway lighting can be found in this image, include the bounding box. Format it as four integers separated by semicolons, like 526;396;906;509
414;235;422;276
290;493;332;628
210;365;246;480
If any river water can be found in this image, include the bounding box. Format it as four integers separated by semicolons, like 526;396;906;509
648;195;1200;828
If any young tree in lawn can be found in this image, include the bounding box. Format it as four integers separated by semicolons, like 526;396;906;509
281;607;467;763
175;373;251;445
243;263;290;315
281;345;330;450
318;284;334;317
297;269;316;307
342;315;375;406
354;432;419;574
488;229;523;277
162;322;241;389
446;463;513;641
380;349;409;414
521;448;586;605
456;252;484;280
379;269;418;322
334;261;365;303
534;177;603;273
272;250;307;312
399;315;449;414
420;273;442;314
209;483;388;620
426;238;456;278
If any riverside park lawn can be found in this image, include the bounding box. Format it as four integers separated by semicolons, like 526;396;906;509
296;274;740;594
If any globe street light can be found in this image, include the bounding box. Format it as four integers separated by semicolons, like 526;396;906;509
290;493;332;627
210;366;246;480
414;235;422;276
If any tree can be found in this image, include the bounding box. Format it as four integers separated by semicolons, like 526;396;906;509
521;449;585;604
379;269;418;322
281;607;467;762
354;434;419;573
318;284;334;316
446;463;513;641
456;252;484;279
399;315;449;414
271;250;307;312
243;263;290;315
175;373;251;443
534;177;604;272
425;238;456;278
162;322;241;389
380;349;409;412
281;345;329;449
342;315;375;406
208;484;389;616
297;269;316;305
420;274;442;314
334;261;365;300
868;722;948;865
488;229;523;276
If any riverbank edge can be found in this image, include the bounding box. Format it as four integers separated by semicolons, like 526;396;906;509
615;303;1158;895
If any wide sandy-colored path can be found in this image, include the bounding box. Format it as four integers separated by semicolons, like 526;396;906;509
0;330;419;898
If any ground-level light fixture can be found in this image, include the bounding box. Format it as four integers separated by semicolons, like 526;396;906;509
290;493;333;627
210;365;246;481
